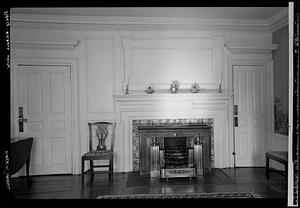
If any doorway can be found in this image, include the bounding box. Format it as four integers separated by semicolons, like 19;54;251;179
13;64;72;175
232;65;270;167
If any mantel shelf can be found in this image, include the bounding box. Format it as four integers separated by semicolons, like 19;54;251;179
114;89;233;101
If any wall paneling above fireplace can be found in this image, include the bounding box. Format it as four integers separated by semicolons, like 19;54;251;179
122;35;224;91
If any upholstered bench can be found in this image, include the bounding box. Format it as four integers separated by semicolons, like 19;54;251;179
266;151;288;179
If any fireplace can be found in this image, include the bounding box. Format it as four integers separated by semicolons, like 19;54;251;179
133;118;213;178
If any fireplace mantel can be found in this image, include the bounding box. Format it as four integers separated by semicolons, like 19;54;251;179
113;89;234;172
114;89;232;102
114;90;232;113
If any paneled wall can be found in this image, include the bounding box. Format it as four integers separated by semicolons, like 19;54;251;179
122;35;224;90
85;37;115;113
10;16;280;174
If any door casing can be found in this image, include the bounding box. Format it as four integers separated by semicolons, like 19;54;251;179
228;60;272;167
11;57;80;175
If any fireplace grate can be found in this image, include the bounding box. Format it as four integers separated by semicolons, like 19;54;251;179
164;138;189;168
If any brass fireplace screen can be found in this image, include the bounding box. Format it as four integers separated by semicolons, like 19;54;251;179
138;124;212;179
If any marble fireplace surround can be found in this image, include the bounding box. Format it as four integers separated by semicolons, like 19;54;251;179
132;118;214;172
114;92;233;172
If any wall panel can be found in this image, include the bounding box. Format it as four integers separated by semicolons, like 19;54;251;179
123;37;222;90
86;38;115;113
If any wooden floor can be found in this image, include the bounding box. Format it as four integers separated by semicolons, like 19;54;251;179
10;167;287;200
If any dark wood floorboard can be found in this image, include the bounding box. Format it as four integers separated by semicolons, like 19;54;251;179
10;167;287;200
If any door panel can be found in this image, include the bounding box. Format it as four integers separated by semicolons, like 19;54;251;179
233;65;269;167
16;65;72;175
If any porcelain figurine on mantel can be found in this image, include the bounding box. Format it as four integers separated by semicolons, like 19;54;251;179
191;82;200;93
145;85;155;94
170;80;179;93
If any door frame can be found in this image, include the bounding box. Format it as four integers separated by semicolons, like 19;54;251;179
11;57;80;175
228;59;273;167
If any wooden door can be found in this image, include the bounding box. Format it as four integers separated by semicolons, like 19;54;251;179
233;65;269;167
15;65;72;175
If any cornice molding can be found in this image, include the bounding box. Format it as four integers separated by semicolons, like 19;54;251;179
11;39;81;50
10;13;270;26
10;13;272;32
268;7;288;32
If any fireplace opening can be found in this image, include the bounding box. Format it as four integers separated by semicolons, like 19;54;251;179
133;118;214;178
164;137;189;169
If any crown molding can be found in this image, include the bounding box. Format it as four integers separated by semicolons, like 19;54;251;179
10;13;272;32
269;7;288;32
11;39;81;50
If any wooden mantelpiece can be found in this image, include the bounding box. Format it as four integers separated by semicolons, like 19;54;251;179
114;89;233;172
138;124;212;176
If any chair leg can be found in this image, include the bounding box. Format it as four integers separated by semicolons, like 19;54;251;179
90;160;94;174
285;163;288;187
81;158;85;185
266;156;270;179
109;157;114;181
25;155;32;186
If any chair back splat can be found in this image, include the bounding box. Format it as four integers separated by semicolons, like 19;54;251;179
88;122;116;151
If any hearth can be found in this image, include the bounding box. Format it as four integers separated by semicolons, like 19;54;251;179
137;121;213;179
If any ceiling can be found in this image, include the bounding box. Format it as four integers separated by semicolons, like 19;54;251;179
10;7;286;20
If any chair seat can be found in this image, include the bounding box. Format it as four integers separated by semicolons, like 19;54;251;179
82;150;113;159
266;151;288;164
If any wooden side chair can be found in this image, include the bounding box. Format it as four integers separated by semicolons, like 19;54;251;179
81;122;116;184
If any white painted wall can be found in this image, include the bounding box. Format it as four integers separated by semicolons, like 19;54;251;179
10;13;284;174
